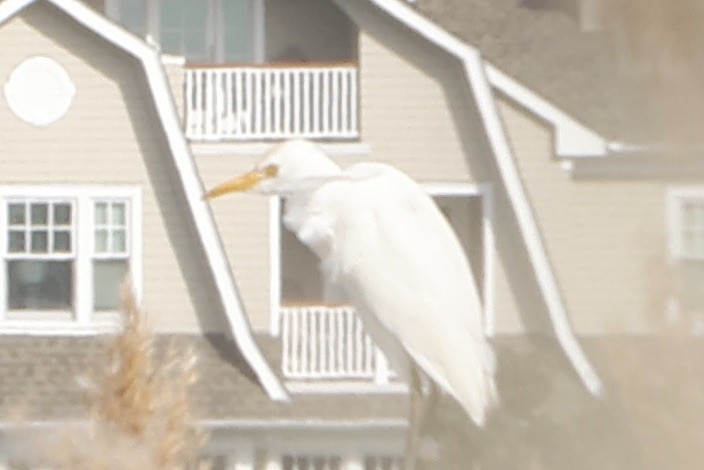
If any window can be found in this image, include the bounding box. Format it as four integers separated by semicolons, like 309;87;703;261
0;187;140;325
670;192;704;261
676;199;704;260
159;0;210;62
107;0;258;63
6;200;74;310
93;200;130;310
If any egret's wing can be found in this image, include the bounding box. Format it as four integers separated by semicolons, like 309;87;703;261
327;164;498;426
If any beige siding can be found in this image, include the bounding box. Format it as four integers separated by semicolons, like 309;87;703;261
163;61;184;120
0;4;223;333
497;97;670;334
197;156;272;332
357;32;476;183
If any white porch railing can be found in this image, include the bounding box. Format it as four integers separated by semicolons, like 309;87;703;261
280;305;394;384
184;64;359;141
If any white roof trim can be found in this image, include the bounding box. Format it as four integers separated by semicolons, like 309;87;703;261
485;64;607;158
0;0;288;402
0;418;408;431
350;0;603;395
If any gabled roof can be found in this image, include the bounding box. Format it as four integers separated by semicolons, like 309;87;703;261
0;0;288;402
412;0;691;146
334;0;603;395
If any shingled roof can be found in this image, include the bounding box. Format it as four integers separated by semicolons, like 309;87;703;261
0;334;407;424
413;0;687;144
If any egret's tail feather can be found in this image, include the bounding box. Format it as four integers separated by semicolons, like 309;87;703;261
450;340;499;428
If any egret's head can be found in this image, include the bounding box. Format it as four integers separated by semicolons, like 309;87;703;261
204;139;341;200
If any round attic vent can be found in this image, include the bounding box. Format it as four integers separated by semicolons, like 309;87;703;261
4;56;77;127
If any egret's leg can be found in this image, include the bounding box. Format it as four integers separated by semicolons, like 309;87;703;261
404;367;425;470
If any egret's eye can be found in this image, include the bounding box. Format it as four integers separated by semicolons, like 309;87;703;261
263;164;279;178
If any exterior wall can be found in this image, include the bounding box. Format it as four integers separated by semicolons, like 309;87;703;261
497;97;671;334
356;31;478;183
0;3;224;333
162;60;185;120
196;155;272;332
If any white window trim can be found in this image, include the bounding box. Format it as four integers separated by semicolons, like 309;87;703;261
269;182;496;338
667;187;704;263
0;185;142;335
424;182;496;337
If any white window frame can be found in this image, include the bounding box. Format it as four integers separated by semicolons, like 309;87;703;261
0;186;142;334
668;187;704;263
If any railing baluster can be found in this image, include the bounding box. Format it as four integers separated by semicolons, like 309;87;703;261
335;308;345;375
328;308;336;375
303;71;311;135
322;69;330;135
195;70;203;138
355;315;363;375
300;307;308;376
216;69;224;137
311;308;319;375
291;308;299;376
293;70;301;135
225;70;234;138
235;69;246;136
255;69;262;137
350;67;358;138
345;308;353;375
365;334;373;375
281;307;290;376
185;70;193;135
319;308;327;375
284;70;292;136
332;69;340;135
340;69;348;135
312;70;320;137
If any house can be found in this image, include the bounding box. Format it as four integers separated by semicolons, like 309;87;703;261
0;0;701;468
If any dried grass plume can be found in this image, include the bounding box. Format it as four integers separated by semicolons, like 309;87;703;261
48;281;209;470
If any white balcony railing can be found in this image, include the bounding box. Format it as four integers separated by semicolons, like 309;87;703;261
184;64;359;141
280;305;394;384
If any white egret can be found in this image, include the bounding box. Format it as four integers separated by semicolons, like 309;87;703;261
205;140;498;466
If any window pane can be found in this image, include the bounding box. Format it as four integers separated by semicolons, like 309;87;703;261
159;0;208;59
94;260;128;310
53;230;71;253
185;31;208;61
224;0;254;62
119;0;147;36
95;202;108;225
8;203;25;225
160;0;182;29
112;203;126;225
95;229;108;253
30;231;48;253
8;231;25;253
53;203;71;225
30;203;48;225
8;260;73;310
112;229;127;253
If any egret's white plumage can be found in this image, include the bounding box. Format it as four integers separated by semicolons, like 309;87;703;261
206;139;498;427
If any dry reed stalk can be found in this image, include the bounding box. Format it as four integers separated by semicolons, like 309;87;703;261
48;281;209;470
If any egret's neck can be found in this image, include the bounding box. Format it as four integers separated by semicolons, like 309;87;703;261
281;191;315;235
